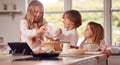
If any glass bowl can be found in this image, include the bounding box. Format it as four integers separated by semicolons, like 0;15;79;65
45;22;60;38
83;43;100;52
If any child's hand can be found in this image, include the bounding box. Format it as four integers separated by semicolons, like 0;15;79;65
103;49;111;57
56;28;62;37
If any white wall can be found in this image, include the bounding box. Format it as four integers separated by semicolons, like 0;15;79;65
0;0;28;43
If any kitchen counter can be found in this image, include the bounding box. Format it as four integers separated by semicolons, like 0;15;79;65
0;54;107;65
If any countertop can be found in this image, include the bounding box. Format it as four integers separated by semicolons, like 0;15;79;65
0;53;107;65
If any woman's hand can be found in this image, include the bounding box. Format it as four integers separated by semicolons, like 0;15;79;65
37;25;46;34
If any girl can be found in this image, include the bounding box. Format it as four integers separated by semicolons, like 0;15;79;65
80;22;111;56
58;10;82;46
20;0;47;53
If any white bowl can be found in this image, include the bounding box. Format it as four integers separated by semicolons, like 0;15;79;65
111;46;120;53
83;44;99;52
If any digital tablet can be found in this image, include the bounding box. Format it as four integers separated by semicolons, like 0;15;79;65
8;42;33;55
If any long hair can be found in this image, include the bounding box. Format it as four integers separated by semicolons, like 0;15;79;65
87;22;104;44
24;0;44;29
63;10;82;28
23;0;44;43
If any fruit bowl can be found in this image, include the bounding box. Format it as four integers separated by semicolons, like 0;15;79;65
41;41;62;51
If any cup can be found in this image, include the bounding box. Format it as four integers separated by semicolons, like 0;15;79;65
7;3;16;10
0;43;10;55
0;3;4;10
62;42;70;53
3;4;7;10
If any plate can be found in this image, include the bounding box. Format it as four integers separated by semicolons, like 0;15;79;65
85;51;102;54
60;49;84;55
67;49;84;54
32;53;60;58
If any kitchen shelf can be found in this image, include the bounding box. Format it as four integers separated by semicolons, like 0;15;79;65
0;10;21;21
0;10;21;14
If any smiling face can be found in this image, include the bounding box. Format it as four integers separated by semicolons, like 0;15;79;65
33;6;43;21
84;25;93;40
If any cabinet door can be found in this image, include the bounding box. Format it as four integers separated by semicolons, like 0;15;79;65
108;56;120;65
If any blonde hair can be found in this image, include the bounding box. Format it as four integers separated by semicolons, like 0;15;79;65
24;0;44;43
87;22;104;44
24;0;44;29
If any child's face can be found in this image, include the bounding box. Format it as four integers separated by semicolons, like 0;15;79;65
63;14;74;29
33;6;43;21
84;25;93;39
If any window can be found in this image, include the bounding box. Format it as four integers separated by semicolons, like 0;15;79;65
112;0;120;9
72;0;104;41
45;14;63;28
37;0;120;46
73;0;103;10
40;0;64;11
39;0;64;28
112;0;120;46
77;12;104;39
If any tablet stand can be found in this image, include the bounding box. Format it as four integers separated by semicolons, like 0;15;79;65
12;49;26;55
